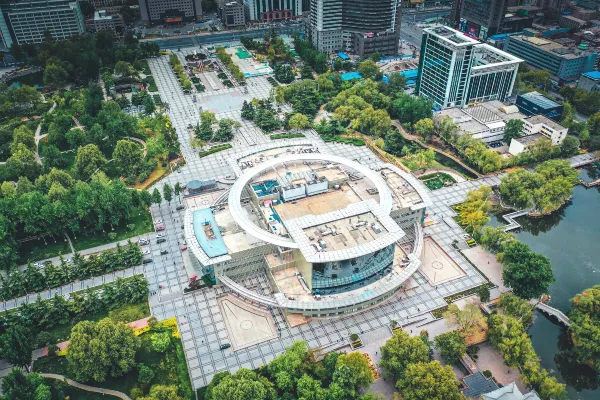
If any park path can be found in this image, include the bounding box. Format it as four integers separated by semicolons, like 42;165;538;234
391;120;483;178
34;101;57;165
40;373;130;399
128;136;148;157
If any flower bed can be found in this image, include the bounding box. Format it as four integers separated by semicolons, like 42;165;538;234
270;133;305;140
322;135;365;146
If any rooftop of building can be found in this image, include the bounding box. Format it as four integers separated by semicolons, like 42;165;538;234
482;382;541;400
437;101;526;133
472;44;523;67
94;10;113;20
515;132;544;145
583;70;600;79
508;35;597;59
525;114;566;131
424;25;480;46
518;91;562;109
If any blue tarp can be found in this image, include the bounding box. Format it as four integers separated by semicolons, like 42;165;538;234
337;52;350;60
193;208;228;258
340;71;362;81
583;71;600;79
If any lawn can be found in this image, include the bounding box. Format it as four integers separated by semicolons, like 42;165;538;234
35;323;193;400
18;237;72;264
72;206;153;251
419;172;456;190
35;300;150;346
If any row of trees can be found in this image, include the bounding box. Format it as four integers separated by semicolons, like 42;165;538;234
0;275;148;370
215;47;245;82
489;297;567;399
0;83;46;123
455;186;493;233
0;241;142;301
559;86;600;116
293;37;329;73
567;285;600;375
169;53;193;91
499;159;578;214
204;340;376;400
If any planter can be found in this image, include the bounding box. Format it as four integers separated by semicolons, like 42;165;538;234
349;333;364;349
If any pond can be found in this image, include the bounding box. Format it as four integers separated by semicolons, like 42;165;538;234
433;152;479;179
489;167;600;399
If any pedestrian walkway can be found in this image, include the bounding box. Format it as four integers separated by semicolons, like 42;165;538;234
40;374;130;399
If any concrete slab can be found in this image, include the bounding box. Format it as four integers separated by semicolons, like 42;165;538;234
420;237;466;285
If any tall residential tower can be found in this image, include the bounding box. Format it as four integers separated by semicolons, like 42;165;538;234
416;25;522;109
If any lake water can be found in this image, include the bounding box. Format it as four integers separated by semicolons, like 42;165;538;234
489;167;600;399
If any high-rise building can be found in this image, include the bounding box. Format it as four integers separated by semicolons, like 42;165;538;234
416;25;522;109
309;0;401;56
138;0;202;26
243;0;302;22
0;1;85;51
218;0;245;28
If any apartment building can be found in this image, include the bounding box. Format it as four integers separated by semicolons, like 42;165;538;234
244;0;302;22
139;0;202;25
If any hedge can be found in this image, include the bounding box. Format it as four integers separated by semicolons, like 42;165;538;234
199;144;232;157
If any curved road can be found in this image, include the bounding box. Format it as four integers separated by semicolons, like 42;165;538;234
40;373;130;399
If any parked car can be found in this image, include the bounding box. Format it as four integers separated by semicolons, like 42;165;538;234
176;205;185;210
181;245;187;251
154;219;163;224
157;238;166;244
157;233;166;238
160;250;169;255
143;259;153;264
138;241;149;246
156;226;166;231
220;343;231;350
142;250;151;255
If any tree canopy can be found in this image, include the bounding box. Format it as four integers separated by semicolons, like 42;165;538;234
380;330;429;381
501;241;555;299
568;285;600;374
396;361;462;400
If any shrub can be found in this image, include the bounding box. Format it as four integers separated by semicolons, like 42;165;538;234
109;304;148;323
130;387;144;400
48;344;59;357
138;364;155;384
483;370;492;379
150;331;172;352
350;333;359;342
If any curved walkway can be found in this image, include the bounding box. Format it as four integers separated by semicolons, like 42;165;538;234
39;373;130;399
391;120;483;178
127;136;148;157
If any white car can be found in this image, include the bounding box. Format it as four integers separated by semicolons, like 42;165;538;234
154;219;163;225
156;233;166;238
142;250;151;255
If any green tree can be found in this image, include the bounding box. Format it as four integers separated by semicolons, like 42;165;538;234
0;326;34;371
567;285;600;374
85;82;104;117
300;65;314;80
113;140;143;178
497;293;535;327
34;383;52;400
114;61;131;76
163;183;173;204
501;241;555;299
73;144;107;180
67;318;140;382
443;303;486;339
333;58;343;71
476;226;516;254
435;331;467;364
150;331;172;352
6;143;39;180
241;101;254;120
457;186;492;232
143;95;156;116
477;285;491;302
43;64;69;88
1;369;44;400
503;119;524;143
0;215;19;271
358;60;380;80
333;352;374;397
396;361;462;400
145;385;183;400
371;51;381;62
379;330;429;381
151;188;162;206
488;313;536;367
413;118;435;141
212;368;274;400
274;65;295;84
560;135;580;157
288;113;310;130
11;125;36;153
138;364;155;384
386;72;407;96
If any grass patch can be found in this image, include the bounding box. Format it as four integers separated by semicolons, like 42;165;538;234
199;144;232;157
18;237;72;264
270;133;305;140
135;162;168;190
419;172;456;190
321;135;365;146
71;206;152;251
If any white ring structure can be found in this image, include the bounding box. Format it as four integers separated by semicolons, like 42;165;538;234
227;153;394;248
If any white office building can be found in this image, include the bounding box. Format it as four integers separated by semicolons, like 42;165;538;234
0;0;85;50
416;25;522;110
509;115;568;155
